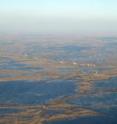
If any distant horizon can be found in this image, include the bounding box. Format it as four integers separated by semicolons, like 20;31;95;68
0;31;117;38
0;0;117;35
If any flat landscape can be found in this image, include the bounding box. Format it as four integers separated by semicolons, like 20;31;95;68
0;34;117;124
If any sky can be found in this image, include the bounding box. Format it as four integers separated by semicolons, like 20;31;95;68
0;0;117;35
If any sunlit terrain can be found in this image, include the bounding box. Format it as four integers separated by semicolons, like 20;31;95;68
0;34;117;124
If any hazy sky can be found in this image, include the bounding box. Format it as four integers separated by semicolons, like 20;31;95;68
0;0;117;35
